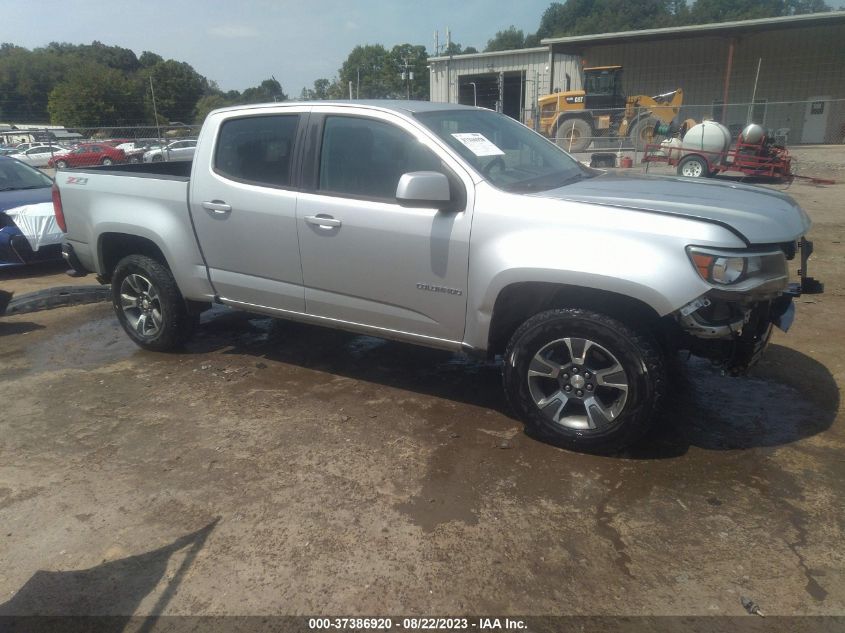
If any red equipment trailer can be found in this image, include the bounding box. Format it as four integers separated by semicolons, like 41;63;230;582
642;136;795;180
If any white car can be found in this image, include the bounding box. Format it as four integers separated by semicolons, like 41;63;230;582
9;145;67;168
143;139;197;163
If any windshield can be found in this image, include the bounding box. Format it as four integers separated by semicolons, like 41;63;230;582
415;108;590;192
0;158;53;190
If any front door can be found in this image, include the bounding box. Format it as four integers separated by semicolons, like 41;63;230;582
188;110;306;312
296;112;472;345
801;96;831;144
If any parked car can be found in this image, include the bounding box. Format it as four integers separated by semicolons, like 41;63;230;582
0;156;60;266
55;101;821;452
48;143;125;169
8;145;66;168
143;139;197;163
119;141;163;164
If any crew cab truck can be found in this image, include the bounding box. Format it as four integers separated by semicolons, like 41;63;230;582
54;101;819;452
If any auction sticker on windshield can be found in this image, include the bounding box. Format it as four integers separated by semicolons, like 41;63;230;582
451;133;505;157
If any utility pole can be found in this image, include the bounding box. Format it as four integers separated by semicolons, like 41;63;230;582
399;57;415;100
149;75;164;160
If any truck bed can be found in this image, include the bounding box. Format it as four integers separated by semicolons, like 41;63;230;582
72;160;192;180
58;160;214;301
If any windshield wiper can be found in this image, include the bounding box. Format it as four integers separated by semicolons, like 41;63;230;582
506;172;584;193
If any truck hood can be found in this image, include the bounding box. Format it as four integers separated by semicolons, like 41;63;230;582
0;186;52;214
530;172;810;244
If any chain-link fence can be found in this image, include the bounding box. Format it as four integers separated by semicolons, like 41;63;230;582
2;124;201;169
524;97;845;165
5;97;843;172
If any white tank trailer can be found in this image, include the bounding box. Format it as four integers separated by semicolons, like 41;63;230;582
681;121;732;155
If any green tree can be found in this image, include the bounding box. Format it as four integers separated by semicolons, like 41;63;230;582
241;78;288;103
47;63;145;126
537;0;678;38
485;26;528;52
391;43;429;99
146;59;208;123
299;78;334;100
193;93;233;123
690;0;829;21
337;44;395;99
139;51;164;68
337;43;428;99
439;42;479;56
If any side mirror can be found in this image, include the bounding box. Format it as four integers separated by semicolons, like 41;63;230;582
396;171;451;209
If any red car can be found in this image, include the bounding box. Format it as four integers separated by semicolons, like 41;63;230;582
48;143;126;169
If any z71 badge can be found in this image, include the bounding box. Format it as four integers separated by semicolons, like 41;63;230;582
65;176;89;186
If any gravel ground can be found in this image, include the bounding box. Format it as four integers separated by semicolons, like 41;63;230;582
0;171;843;618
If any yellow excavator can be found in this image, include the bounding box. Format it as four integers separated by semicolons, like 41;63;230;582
536;65;684;152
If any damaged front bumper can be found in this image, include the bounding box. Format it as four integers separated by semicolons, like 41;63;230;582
675;238;823;375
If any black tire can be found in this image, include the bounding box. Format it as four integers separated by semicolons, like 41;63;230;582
151;155;163;162
503;308;665;453
101;157;113;166
111;254;195;351
629;116;661;151
555;118;592;153
55;160;68;169
677;154;710;178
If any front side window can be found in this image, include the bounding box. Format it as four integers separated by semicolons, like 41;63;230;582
214;114;299;187
318;116;443;200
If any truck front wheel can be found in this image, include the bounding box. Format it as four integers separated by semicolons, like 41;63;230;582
555;118;592;153
111;254;196;351
503;308;665;453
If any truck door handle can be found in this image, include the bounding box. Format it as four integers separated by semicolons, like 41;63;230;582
304;214;342;229
202;200;232;214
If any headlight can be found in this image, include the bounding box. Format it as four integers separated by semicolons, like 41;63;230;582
687;247;784;287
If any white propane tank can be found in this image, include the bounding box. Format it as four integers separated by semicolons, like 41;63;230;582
682;121;732;154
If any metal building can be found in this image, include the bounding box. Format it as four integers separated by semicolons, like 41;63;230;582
428;47;581;122
430;11;845;144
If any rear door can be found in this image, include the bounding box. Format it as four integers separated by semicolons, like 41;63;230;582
296;109;474;345
189;107;307;312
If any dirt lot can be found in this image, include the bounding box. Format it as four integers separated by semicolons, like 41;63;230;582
0;166;843;618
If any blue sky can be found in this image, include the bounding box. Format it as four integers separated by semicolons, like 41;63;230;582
0;0;553;94
3;1;844;95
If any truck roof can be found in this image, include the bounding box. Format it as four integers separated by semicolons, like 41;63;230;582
210;100;479;116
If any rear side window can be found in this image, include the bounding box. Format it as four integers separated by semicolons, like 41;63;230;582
214;115;299;187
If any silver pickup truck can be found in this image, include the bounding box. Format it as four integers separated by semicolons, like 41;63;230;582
54;101;821;452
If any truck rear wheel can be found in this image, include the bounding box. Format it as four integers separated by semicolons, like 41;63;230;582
111;254;196;351
555;118;592;153
503;308;665;453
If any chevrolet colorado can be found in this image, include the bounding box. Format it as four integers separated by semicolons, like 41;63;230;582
53;101;821;451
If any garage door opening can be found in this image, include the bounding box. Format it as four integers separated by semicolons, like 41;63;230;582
458;72;526;122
